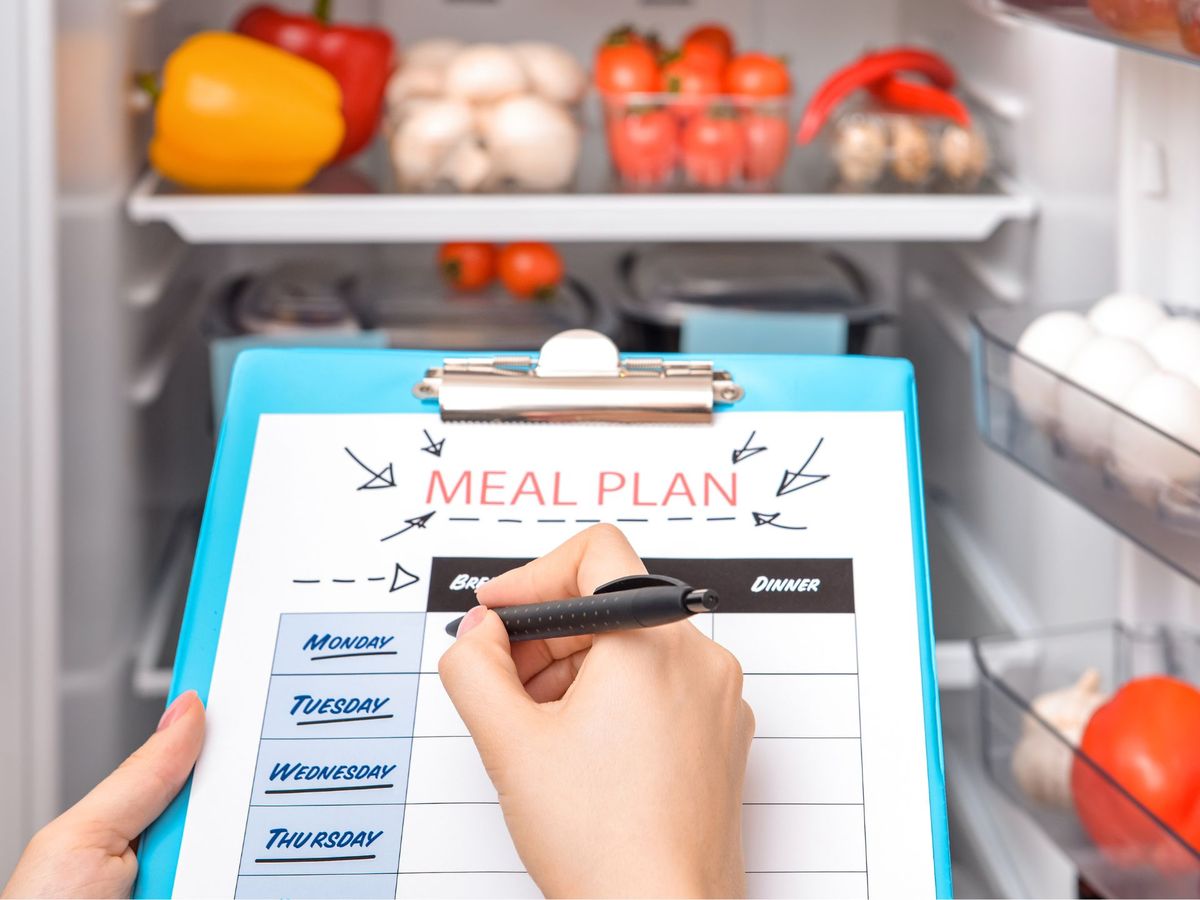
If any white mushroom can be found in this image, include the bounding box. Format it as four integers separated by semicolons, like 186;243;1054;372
440;139;496;193
482;94;580;190
403;38;464;72
390;98;475;190
511;41;587;106
384;65;446;132
444;43;528;104
1011;669;1107;810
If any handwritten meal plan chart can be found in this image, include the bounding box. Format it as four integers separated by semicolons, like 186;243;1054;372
172;411;939;899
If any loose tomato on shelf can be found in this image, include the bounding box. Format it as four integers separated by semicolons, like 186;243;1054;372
682;22;735;62
741;111;789;184
1071;675;1200;870
682;110;745;188
724;52;792;97
498;242;564;300
594;36;660;95
609;106;678;187
437;242;497;291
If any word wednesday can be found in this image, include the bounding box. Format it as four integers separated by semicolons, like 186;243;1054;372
426;469;737;507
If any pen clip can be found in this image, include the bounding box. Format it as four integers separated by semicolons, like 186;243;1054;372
592;573;688;594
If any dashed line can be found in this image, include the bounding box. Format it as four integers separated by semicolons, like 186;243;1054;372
668;517;693;521
331;578;355;584
537;518;566;523
616;518;648;522
292;579;320;584
449;517;480;521
707;516;736;521
575;518;600;523
367;577;386;582
498;519;522;523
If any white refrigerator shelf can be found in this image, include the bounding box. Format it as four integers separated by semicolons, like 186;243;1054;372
126;169;1037;245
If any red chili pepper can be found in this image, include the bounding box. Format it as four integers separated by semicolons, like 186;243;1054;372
796;46;957;144
868;75;970;126
235;0;394;162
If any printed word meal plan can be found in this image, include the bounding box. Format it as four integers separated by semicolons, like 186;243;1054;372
171;412;937;899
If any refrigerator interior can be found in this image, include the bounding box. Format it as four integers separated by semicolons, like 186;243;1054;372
5;0;1200;894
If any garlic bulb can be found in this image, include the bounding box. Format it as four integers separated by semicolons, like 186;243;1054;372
1011;668;1107;809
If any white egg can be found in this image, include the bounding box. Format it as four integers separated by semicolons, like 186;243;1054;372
1111;371;1200;499
1142;315;1200;375
1059;336;1156;459
1010;311;1095;429
1088;293;1167;340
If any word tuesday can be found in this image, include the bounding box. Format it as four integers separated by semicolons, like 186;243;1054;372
426;469;737;507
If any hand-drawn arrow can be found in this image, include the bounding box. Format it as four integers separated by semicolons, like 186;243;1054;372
345;447;396;490
777;438;829;496
421;429;445;457
731;430;767;465
380;511;436;542
752;512;808;531
389;562;421;593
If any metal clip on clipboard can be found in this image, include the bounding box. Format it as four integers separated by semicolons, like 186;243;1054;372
413;329;744;423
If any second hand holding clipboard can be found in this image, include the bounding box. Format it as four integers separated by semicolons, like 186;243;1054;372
445;574;720;641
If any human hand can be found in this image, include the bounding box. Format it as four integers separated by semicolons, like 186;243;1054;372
439;525;754;898
2;691;205;899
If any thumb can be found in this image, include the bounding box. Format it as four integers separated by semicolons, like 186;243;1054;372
63;690;206;843
439;606;537;759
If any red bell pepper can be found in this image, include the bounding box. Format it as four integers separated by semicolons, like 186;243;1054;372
235;0;394;162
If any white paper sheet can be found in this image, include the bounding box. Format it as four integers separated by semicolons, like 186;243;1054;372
171;411;936;898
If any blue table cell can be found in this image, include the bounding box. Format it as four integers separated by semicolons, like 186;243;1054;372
273;612;425;675
239;805;404;877
235;873;396;899
261;674;418;740
252;738;412;807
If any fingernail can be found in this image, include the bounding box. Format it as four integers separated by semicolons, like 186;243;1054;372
157;690;196;732
456;605;487;638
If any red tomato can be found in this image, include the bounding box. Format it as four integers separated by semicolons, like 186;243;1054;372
682;23;735;61
609;107;678;187
437;242;496;291
659;55;722;96
741;111;789;183
679;38;728;77
724;52;792;97
498;242;564;300
682;112;745;188
1072;676;1200;869
594;40;659;95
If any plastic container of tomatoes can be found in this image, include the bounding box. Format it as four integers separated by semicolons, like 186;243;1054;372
974;621;1200;898
602;93;792;191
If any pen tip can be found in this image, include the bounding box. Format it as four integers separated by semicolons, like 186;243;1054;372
445;616;463;636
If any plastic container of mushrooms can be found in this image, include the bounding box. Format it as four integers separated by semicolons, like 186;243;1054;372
828;107;991;192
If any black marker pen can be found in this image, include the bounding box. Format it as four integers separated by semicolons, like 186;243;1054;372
444;574;718;642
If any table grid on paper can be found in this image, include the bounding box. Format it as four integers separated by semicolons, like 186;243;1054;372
233;557;867;900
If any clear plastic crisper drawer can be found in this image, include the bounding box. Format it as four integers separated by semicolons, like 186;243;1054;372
974;622;1200;898
971;306;1200;583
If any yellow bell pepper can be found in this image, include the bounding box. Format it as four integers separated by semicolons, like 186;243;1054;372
148;32;345;192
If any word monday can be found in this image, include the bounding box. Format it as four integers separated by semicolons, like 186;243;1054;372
426;469;737;507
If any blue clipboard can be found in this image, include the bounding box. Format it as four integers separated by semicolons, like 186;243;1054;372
135;346;951;899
